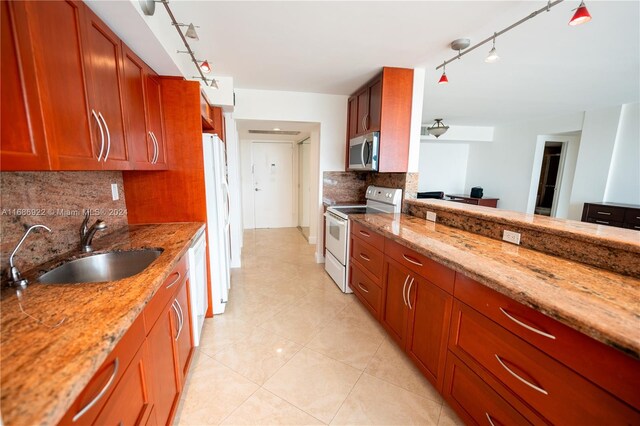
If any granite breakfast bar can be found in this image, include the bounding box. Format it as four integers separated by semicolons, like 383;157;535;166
0;222;204;425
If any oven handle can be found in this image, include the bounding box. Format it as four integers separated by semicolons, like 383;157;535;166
324;212;347;224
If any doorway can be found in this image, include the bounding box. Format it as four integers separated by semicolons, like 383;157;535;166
297;138;311;240
534;142;565;216
251;141;295;228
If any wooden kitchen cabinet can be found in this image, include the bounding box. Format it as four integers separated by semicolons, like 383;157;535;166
82;6;131;170
144;71;167;169
380;258;411;347
0;1;50;170
345;67;413;172
174;277;194;382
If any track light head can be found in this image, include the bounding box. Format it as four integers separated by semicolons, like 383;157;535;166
569;1;592;26
200;60;212;74
485;35;500;63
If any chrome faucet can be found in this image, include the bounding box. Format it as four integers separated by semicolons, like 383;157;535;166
8;224;52;287
80;211;107;252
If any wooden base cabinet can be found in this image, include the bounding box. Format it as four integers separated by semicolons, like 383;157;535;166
381;258;411;347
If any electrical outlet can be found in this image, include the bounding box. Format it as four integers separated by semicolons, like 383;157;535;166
426;211;437;222
502;230;521;245
111;183;119;201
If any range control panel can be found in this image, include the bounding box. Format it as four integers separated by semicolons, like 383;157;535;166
365;185;403;206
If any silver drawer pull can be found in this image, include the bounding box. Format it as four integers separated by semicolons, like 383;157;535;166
166;271;181;289
359;253;370;262
359;230;370;237
485;413;496;426
499;308;556;340
635;225;640;229
358;283;369;293
402;254;423;267
596;211;611;215
595;220;609;225
495;354;548;395
172;301;180;340
73;358;119;422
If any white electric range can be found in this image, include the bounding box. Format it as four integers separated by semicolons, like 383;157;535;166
324;185;403;292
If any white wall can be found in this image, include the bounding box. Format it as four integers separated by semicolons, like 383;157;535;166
418;142;469;195
232;89;347;260
299;141;311;228
604;102;640;205
465;112;585;213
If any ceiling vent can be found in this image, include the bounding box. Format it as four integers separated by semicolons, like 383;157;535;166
248;130;301;135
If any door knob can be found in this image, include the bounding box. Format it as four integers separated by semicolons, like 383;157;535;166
255;188;261;191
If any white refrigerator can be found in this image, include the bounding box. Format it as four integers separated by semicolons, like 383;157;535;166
202;134;231;315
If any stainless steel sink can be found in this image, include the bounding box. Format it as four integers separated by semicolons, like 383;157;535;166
38;249;163;284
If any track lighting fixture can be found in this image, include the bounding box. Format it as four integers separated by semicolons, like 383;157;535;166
485;33;500;63
569;1;592;26
173;23;199;40
435;0;592;83
427;119;449;138
199;60;212;74
195;78;219;89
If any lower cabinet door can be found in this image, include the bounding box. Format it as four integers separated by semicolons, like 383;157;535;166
147;305;180;425
381;258;411;347
405;276;453;391
94;343;154;425
175;279;194;382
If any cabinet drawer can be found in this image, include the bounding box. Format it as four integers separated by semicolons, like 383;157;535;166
586;204;625;222
58;313;146;425
624;208;640;227
349;263;382;318
449;300;639;424
454;274;640;409
143;255;188;333
443;353;537;426
351;221;385;249
351;236;383;282
586;217;624;228
385;238;454;293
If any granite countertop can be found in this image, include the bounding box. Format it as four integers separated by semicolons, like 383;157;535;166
322;198;366;207
350;213;640;359
0;222;204;426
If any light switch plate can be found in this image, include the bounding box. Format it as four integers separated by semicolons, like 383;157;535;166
502;230;521;245
426;211;437;222
111;183;119;201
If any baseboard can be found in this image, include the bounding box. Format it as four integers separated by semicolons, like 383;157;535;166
315;252;325;263
308;235;317;244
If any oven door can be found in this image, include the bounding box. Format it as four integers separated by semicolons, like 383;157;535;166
324;211;348;265
348;132;379;171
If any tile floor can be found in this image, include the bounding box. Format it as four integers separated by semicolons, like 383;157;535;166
174;228;463;425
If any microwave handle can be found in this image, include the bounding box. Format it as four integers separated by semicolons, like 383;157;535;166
360;140;367;168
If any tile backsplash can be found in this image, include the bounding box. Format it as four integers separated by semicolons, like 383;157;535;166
322;171;419;205
0;172;128;277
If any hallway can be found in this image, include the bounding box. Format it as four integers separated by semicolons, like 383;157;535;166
175;228;462;425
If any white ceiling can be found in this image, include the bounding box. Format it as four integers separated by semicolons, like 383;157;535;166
89;1;639;126
236;119;317;141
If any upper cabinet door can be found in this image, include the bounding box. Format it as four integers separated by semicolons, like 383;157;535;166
347;97;358;140
356;88;369;135
0;1;49;170
23;0;99;170
367;78;382;132
82;8;130;170
122;45;154;169
145;72;167;169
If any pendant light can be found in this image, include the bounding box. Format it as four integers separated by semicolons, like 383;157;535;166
438;65;449;84
485;33;500;63
200;60;212;73
173;23;200;40
427;119;449;138
569;1;592;26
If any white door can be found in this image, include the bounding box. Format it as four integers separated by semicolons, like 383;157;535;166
298;142;310;227
252;142;295;228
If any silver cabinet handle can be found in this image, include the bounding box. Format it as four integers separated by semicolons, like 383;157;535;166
73;358;119;422
596;211;611;215
147;132;155;163
485;413;496;426
150;132;159;164
357;282;369;293
91;109;105;162
499;308;556;340
175;299;184;339
359;230;370;237
165;271;181;289
595;220;609;225
171;301;180;340
495;354;548;395
406;277;415;310
402;254;423;267
360;139;366;168
401;274;410;306
359;253;370;262
98;112;111;162
361;115;366;132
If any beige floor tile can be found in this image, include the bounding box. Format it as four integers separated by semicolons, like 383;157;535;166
221;388;324;425
307;319;384;370
335;301;386;337
263;348;361;424
438;403;465;426
365;338;442;403
198;316;256;357
175;354;259;425
330;373;442;425
258;304;331;345
213;327;301;385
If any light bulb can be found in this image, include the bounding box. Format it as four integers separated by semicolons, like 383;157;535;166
485;47;500;63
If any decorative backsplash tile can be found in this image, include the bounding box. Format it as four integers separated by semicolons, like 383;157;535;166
322;171;419;206
0;172;128;277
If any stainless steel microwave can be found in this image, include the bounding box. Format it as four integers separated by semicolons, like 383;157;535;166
348;132;379;171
